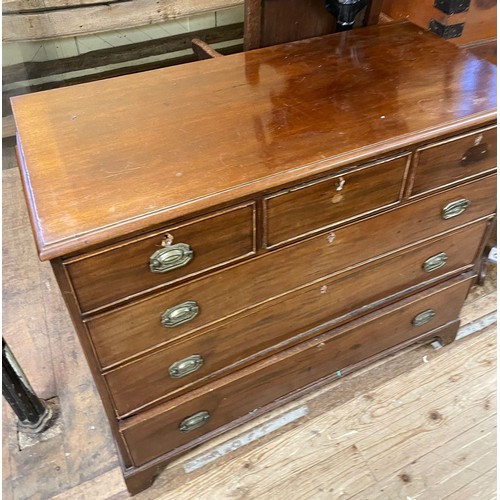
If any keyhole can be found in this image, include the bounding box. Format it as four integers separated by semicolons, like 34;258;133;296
335;177;346;191
162;233;174;246
474;134;483;146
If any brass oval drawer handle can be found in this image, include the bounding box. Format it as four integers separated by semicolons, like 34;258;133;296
461;143;489;166
422;252;448;273
149;243;193;273
412;309;436;327
161;301;200;328
179;410;211;432
441;199;470;220
169;354;204;379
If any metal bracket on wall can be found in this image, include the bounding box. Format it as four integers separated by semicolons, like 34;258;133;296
434;0;471;15
429;19;465;39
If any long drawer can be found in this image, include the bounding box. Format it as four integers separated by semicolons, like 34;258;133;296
103;222;486;417
86;174;496;369
120;273;473;466
65;202;257;312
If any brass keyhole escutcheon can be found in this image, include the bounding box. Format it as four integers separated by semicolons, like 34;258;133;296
335;177;346;191
331;177;346;204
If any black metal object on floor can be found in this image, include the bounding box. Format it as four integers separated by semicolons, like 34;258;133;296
2;339;53;433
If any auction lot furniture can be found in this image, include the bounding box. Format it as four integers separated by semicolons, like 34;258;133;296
12;21;496;494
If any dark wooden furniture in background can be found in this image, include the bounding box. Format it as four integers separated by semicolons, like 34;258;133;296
244;0;383;49
382;0;497;63
12;21;496;494
193;0;383;59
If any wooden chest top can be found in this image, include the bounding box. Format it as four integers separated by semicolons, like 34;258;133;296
12;21;496;260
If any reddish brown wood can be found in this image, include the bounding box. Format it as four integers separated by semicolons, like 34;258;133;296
436;321;460;346
84;172;496;370
464;38;497;65
381;0;497;46
86;213;488;374
280;172;497;252
473;215;497;286
64;157;498;315
364;0;384;25
113;316;461;486
65;203;256;312
123;465;161;495
243;0;263;50
243;0;383;50
191;38;223;59
12;24;497;495
12;22;496;260
247;0;336;49
103;220;487;417
409;125;497;197
264;153;408;247
49;259;134;469
120;273;474;467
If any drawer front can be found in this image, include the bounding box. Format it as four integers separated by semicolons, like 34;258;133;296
87;175;495;369
66;203;256;312
121;274;473;466
264;154;409;248
104;222;486;416
411;126;497;196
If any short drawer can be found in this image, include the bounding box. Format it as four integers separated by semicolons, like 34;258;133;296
103;222;486;417
410;125;497;196
264;154;409;247
120;273;473;466
86;175;495;369
65;203;256;312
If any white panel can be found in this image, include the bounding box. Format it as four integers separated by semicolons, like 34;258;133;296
215;4;244;26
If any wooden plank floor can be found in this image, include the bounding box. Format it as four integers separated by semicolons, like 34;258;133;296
2;167;497;500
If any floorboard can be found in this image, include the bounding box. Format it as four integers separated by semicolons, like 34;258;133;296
2;167;496;500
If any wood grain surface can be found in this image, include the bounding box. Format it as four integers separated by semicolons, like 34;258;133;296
120;274;473;466
103;223;486;417
264;153;408;247
65;169;496;315
8;22;498;497
410;124;497;197
87;218;489;370
245;0;337;49
2;169;119;499
2;0;128;14
80;171;496;373
2;23;244;86
243;0;382;50
2;0;242;40
66;202;256;312
381;0;497;45
3;168;497;500
12;22;496;259
465;38;497;65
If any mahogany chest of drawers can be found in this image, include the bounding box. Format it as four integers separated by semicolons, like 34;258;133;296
12;22;496;494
